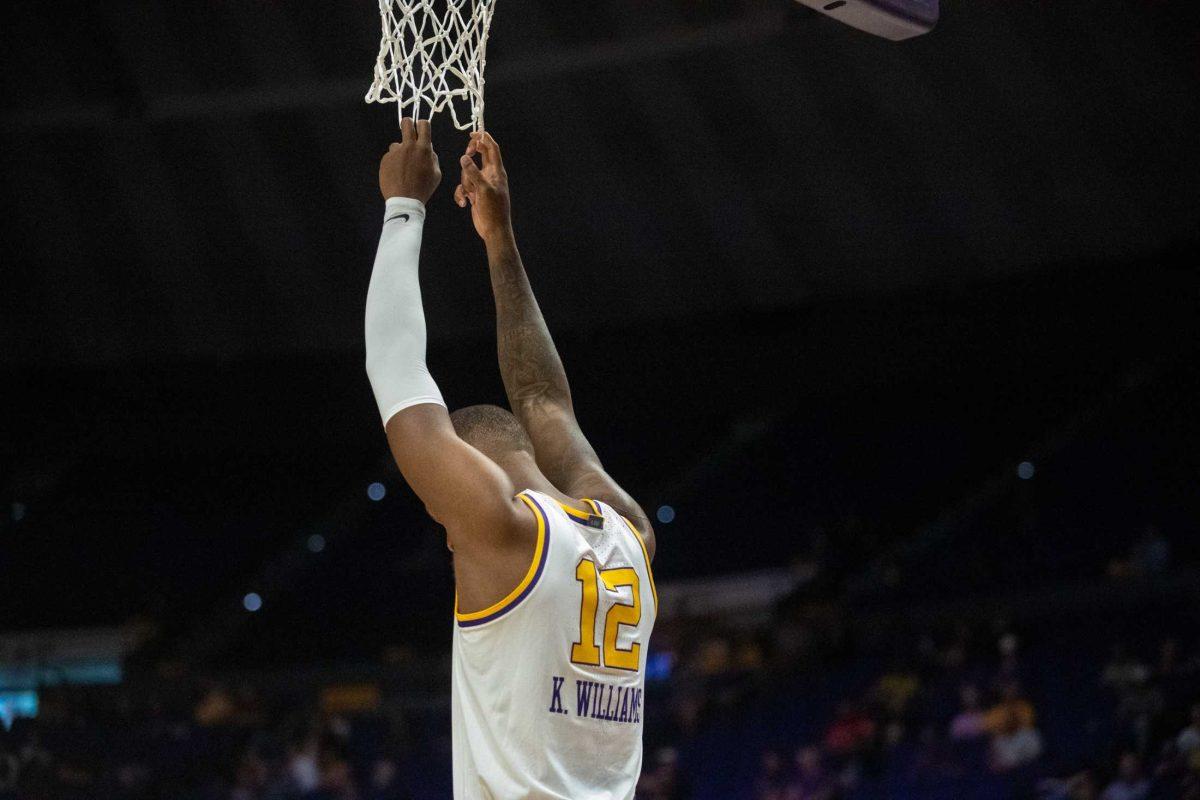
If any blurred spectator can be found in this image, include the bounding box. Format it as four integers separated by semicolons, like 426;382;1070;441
1103;646;1151;694
1130;525;1171;574
285;736;321;795
232;682;267;728
1116;673;1163;754
754;750;788;800
735;638;766;673
194;681;237;726
638;747;691;800
365;758;409;800
1157;639;1181;680
991;724;1044;773
1109;525;1171;579
694;636;733;677
1177;704;1200;762
874;668;920;719
823;702;876;758
1150;740;1192;800
231;753;269;800
0;753;18;792
784;746;834;800
950;685;988;742
1038;769;1100;800
988;683;1042;772
986;682;1036;734
668;691;706;737
913;723;960;781
313;754;358;800
114;760;154;800
1100;753;1150;800
994;632;1025;689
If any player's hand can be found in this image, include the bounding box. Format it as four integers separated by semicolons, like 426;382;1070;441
379;118;441;204
455;131;512;242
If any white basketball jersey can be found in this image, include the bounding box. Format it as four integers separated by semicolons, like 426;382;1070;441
451;490;657;800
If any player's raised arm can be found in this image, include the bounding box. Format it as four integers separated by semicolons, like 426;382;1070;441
365;120;531;551
455;132;655;559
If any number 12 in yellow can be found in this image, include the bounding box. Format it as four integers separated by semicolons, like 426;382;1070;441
571;558;642;671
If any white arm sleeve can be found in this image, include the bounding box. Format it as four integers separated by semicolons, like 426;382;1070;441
365;196;446;427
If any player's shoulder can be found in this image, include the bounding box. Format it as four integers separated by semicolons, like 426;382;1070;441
562;470;655;560
621;509;656;564
588;495;656;563
447;488;541;556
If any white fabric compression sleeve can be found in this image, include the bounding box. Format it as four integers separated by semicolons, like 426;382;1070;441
365;196;446;426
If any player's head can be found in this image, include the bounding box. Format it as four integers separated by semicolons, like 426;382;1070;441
451;404;535;466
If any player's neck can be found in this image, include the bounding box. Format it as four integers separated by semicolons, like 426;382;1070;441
499;453;583;509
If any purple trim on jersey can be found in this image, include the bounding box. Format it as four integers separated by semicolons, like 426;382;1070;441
457;494;551;628
571;512;605;530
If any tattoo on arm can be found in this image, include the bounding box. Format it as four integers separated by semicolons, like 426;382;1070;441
488;236;571;413
484;233;654;557
485;234;607;482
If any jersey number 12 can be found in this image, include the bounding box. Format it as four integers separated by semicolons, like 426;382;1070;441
571;557;641;671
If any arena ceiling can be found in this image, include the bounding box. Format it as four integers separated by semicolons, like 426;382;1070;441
1;0;1197;366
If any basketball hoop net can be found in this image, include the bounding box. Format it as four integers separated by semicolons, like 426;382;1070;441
365;0;497;132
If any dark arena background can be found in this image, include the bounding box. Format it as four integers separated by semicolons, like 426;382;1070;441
2;1;1199;799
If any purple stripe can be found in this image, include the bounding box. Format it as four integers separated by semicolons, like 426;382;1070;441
864;0;938;28
457;495;551;628
571;512;604;530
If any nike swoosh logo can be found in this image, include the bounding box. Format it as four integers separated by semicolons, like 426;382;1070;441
387;212;411;223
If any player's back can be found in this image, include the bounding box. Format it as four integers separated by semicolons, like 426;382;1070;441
451;490;657;800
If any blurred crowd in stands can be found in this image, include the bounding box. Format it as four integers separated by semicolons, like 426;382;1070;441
0;680;417;800
635;620;1198;800
635;521;1197;800
1;525;1195;800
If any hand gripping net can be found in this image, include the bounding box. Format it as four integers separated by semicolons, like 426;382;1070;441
365;0;497;131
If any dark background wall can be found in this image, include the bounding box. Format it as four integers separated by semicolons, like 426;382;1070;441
2;0;1197;365
1;0;1198;653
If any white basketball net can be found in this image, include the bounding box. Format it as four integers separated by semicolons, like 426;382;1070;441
365;0;498;131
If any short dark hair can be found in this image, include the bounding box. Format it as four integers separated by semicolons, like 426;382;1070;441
450;404;533;455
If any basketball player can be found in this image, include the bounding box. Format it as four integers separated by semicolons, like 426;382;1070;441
365;118;657;800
